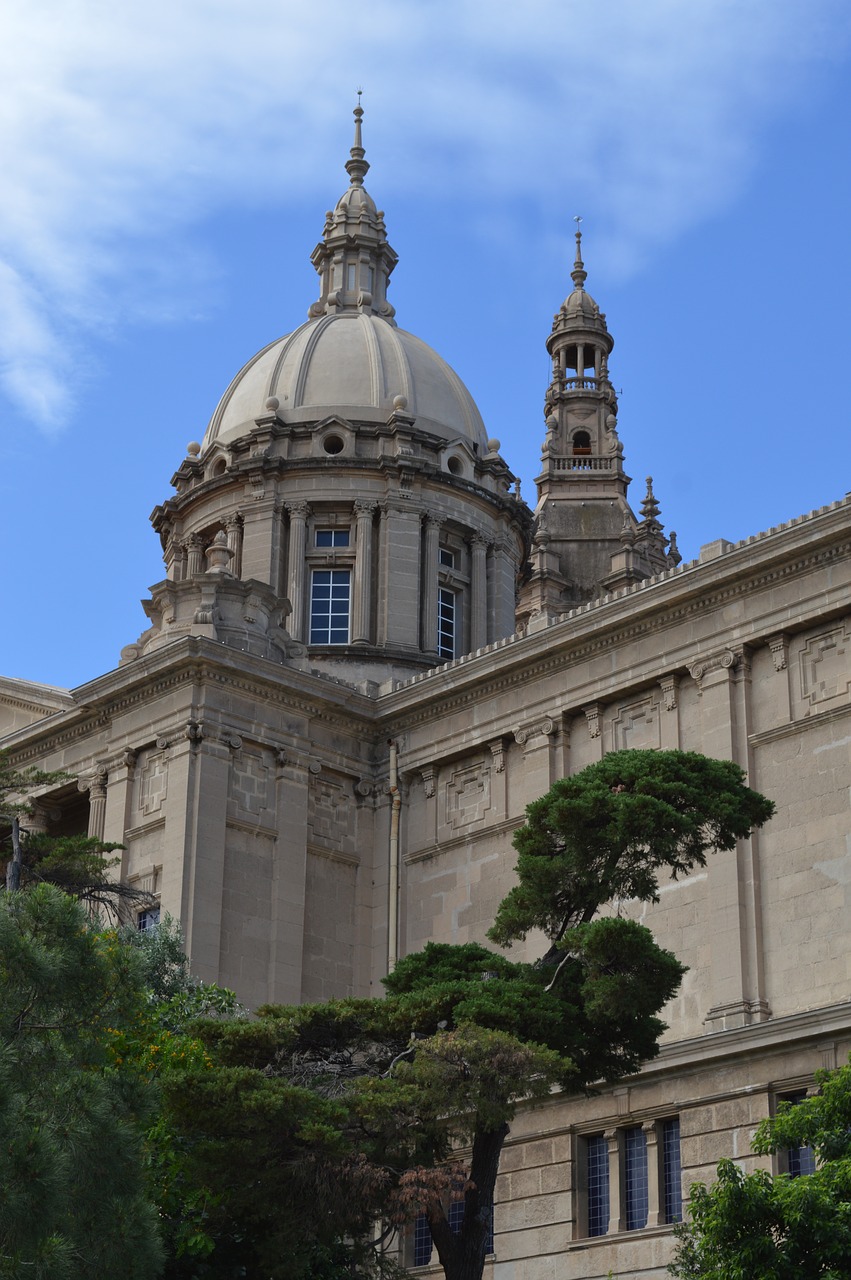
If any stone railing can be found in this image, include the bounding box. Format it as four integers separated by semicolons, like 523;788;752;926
549;453;614;472
563;376;600;390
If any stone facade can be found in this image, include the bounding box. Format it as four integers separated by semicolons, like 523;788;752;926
2;111;850;1278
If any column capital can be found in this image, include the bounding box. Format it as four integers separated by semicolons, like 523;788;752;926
285;501;311;520
78;764;108;800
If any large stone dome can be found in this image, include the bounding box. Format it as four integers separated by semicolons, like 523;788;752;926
203;311;488;450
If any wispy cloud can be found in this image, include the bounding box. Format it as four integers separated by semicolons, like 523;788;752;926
0;0;847;430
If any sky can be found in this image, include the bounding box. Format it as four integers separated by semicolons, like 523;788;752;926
1;0;850;690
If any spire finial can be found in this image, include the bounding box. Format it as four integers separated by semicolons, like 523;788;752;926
571;215;588;290
346;91;369;187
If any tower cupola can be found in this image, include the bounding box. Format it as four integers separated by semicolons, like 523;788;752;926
308;99;399;323
518;224;679;622
545;222;617;420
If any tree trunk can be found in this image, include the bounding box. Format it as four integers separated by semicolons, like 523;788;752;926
6;816;21;891
432;1121;509;1280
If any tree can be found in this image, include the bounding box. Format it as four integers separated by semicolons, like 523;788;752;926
488;748;775;955
670;1059;851;1279
0;751;153;917
174;749;774;1280
0;884;164;1279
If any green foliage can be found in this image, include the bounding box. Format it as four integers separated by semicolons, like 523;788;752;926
489;749;774;947
0;885;164;1280
164;750;773;1280
671;1060;851;1279
0;754;69;820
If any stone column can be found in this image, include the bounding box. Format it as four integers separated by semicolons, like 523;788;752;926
79;767;108;840
644;1122;662;1227
606;1129;625;1233
470;535;488;651
285;502;310;642
352;501;376;645
186;534;204;577
225;513;243;580
421;514;443;654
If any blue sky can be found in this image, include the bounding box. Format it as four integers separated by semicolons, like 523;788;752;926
1;0;850;689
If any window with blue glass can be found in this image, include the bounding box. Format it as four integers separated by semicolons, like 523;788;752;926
412;1201;494;1267
586;1134;610;1237
582;1119;681;1238
623;1126;648;1230
315;528;350;548
662;1117;683;1222
310;569;351;644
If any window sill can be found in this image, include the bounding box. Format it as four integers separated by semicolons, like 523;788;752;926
568;1222;676;1251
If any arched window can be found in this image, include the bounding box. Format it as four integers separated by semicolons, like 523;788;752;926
573;431;592;456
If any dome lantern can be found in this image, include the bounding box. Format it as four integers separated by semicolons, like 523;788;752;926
308;101;398;324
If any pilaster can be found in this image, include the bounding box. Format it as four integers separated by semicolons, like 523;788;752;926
267;749;311;1003
352;501;377;645
470;535;488;651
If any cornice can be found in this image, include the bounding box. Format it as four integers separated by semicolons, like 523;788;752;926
377;513;851;731
1;639;379;765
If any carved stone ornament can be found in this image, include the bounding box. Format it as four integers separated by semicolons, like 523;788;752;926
420;766;436;798
767;633;789;672
156;736;170;750
488;738;506;774
185;721;203;743
354;778;373;798
658;674;680;712
582;703;602;739
308;758;322;776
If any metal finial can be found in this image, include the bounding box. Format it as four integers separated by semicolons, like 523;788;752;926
346;92;369;187
571;215;587;290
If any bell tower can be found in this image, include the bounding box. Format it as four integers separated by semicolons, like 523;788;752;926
519;224;679;621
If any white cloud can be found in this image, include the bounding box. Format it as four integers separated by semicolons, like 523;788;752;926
0;0;848;429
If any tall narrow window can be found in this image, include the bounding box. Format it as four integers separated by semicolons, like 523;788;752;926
310;569;351;644
624;1126;648;1230
662;1118;683;1222
437;587;456;659
413;1213;432;1267
586;1134;609;1237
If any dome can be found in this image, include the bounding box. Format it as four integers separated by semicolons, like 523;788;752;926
203;311;489;450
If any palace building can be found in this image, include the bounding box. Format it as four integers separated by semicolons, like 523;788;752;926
2;108;850;1278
